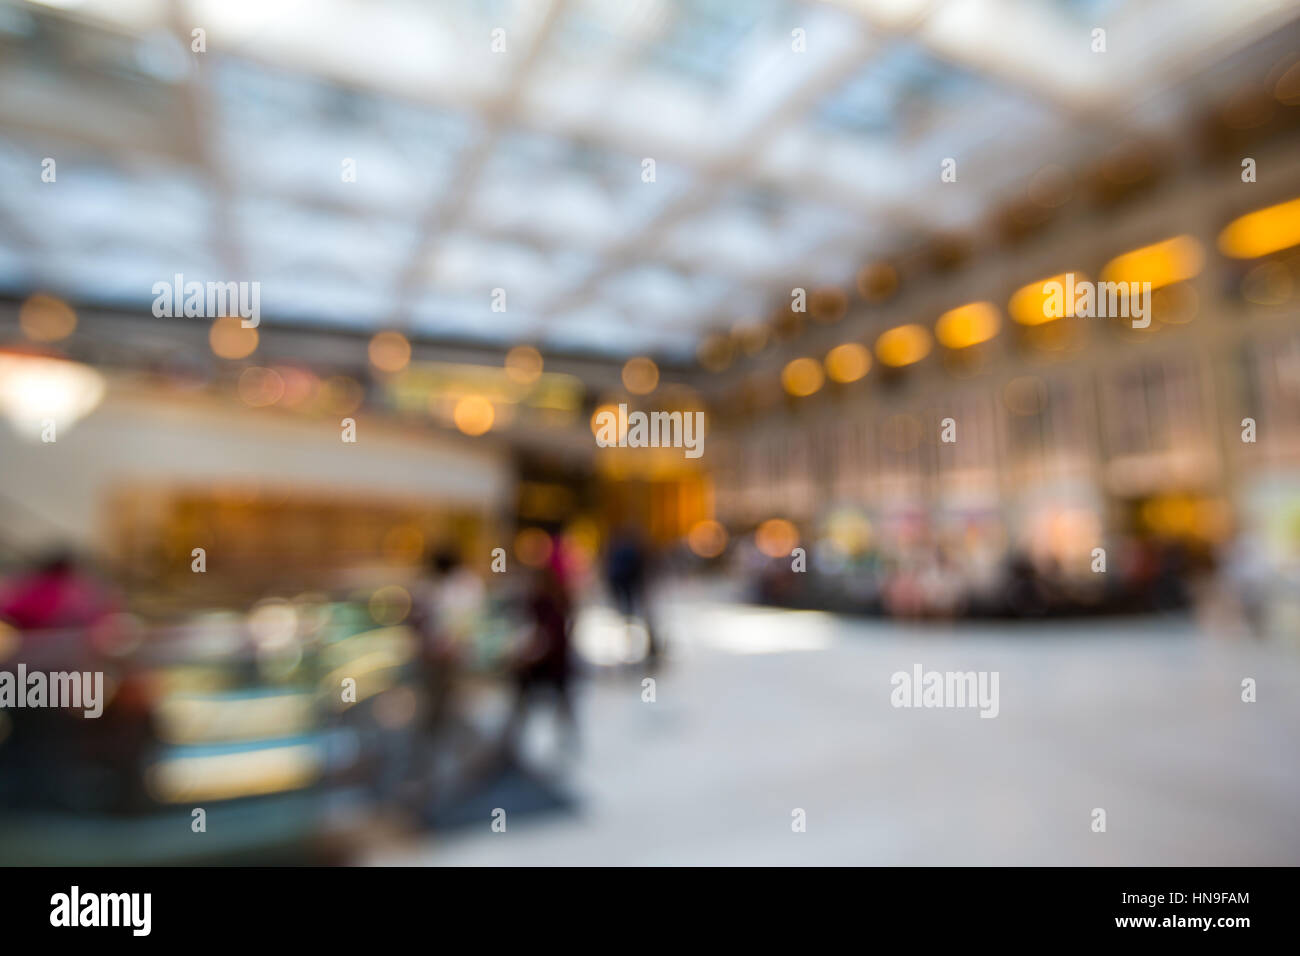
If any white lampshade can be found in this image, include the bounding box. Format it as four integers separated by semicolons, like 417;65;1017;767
0;352;106;440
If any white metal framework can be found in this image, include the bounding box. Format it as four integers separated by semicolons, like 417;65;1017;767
0;0;1296;357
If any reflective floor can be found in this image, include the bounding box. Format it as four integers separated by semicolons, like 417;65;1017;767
371;596;1300;866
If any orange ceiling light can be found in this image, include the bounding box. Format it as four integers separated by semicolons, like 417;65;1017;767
504;345;543;385
453;395;495;435
1009;273;1086;325
368;331;411;373
935;301;1001;349
621;356;659;395
874;323;932;367
755;518;798;558
781;357;824;396
824;343;871;383
1101;235;1204;289
209;315;258;359
1218;197;1300;259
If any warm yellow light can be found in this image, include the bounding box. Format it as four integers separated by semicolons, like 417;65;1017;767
19;293;76;342
1009;273;1085;326
562;518;601;565
209;315;258;359
622;356;659;395
755;518;799;559
825;509;872;555
1218;198;1300;259
514;527;553;568
874;324;932;367
368;331;411;373
935;301;1001;349
0;619;17;663
687;520;728;559
453;395;495;435
781;357;824;397
1101;235;1204;289
1141;497;1202;537
824;343;871;383
382;525;425;564
504;345;543;385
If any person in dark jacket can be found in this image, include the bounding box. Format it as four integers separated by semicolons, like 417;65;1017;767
501;562;576;757
605;524;659;666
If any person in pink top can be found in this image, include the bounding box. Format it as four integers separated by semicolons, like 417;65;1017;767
0;550;118;632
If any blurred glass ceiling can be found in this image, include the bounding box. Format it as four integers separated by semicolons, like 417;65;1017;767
0;0;1297;359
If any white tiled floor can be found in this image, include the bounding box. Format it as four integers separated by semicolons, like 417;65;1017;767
370;598;1300;866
